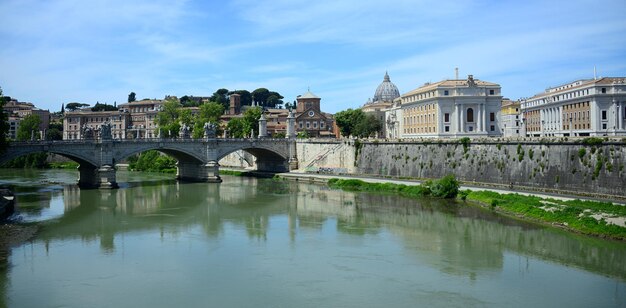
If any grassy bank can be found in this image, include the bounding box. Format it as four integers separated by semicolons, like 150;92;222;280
327;175;459;199
465;190;626;240
49;162;79;169
325;175;626;240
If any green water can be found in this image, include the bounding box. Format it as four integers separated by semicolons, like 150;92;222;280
1;169;625;307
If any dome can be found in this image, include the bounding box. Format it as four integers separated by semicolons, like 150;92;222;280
372;72;400;103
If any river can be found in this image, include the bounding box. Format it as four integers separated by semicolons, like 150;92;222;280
0;169;625;307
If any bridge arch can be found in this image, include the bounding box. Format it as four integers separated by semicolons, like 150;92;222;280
218;146;290;172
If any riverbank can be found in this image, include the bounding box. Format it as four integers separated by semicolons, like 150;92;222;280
276;172;626;240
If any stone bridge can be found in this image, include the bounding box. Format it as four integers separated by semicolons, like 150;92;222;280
0;138;298;188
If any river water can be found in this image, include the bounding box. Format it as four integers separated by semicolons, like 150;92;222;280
0;169;625;307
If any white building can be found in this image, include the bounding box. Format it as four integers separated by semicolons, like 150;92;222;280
520;77;626;137
399;75;503;138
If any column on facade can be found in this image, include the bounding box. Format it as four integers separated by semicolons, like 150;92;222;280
482;103;487;133
456;104;461;133
617;103;624;129
459;104;464;133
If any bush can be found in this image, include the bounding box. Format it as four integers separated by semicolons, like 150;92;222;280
430;175;459;198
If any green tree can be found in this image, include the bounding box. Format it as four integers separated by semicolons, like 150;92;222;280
46;128;63;140
192;102;225;138
267;91;284;108
155;98;188;138
334;108;365;138
227;106;262;138
128;92;136;103
65;102;90;111
227;118;247;138
17;114;41;141
0;87;9;153
252;88;270;106
210;88;230;109
353;113;382;138
130;150;177;173
91;102;118;111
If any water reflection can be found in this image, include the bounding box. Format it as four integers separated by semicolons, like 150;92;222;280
2;170;626;307
10;175;623;282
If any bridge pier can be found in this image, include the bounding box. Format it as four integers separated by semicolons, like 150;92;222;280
77;165;118;189
176;161;222;183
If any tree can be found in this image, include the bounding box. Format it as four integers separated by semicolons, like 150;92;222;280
228;90;252;106
0;87;9;153
180;95;200;107
91;102;118;111
334;108;365;138
128;92;136;103
267;91;284;108
252;88;270;107
226;118;247;138
17;114;41;141
192;102;224;138
65;102;90;111
46;128;63;140
226;106;262;138
354;114;382;138
155;97;192;138
210;88;230;109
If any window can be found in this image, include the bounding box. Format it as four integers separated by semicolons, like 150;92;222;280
468;126;473;132
299;122;303;129
320;121;325;128
444;90;449;96
313;122;318;129
490;112;495;122
516;129;519;134
602;110;607;120
306;121;310;129
489;89;495;95
467;108;474;122
602;123;607;129
490;125;495;131
601;88;606;94
445;126;450;132
444;113;450;123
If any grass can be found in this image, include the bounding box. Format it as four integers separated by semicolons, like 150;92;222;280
49;162;79;169
465;190;626;240
328;175;459;199
220;169;245;176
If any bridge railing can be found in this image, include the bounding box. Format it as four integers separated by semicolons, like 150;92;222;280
8;137;293;146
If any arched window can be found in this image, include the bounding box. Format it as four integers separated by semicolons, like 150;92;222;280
467;108;474;123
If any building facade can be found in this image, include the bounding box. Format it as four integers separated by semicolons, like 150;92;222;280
520;77;626;137
294;90;335;138
398;75;503;138
64;110;131;140
501;99;521;137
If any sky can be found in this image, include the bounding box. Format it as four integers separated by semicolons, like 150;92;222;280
0;0;625;114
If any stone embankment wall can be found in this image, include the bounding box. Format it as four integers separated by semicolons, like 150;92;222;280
295;140;356;173
355;139;626;198
218;138;626;199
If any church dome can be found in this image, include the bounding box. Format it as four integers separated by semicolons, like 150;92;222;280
372;72;400;103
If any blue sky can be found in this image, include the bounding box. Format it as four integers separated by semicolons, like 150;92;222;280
1;0;625;113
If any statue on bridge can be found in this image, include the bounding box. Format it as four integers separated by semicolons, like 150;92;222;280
100;120;112;140
203;122;216;139
81;124;95;140
179;123;190;139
